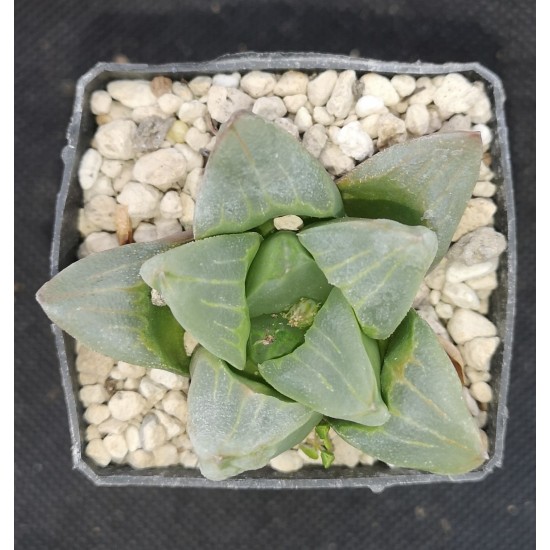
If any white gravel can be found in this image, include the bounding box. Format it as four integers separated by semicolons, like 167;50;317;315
75;69;505;473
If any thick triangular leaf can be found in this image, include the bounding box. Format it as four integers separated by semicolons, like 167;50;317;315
246;231;332;317
36;236;192;374
298;218;437;339
337;132;482;267
259;289;389;426
140;233;261;370
331;310;486;475
188;347;322;481
193;111;344;239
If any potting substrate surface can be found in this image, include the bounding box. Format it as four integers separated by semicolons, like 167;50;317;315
75;69;503;474
15;1;534;549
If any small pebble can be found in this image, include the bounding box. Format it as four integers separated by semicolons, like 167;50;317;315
84;403;110;425
85;439;111;467
160;190;184;219
125;425;141;452
78;149;103;190
294;107;313;132
162;391;188;422
108;391;147;421
188;76;212;96
273;71;309;96
155;410;184;439
473;181;497;198
448;227;506;266
326;70;357;118
179;450;199;468
307;70;338;106
462;387;480;417
127;449;154;469
178;100;207;123
90;90;112;115
78;232;119;257
433;73;481;114
435;302;454;320
269;450;304;472
469;381;493;403
335;121;374;161
274;215;304;231
332;433;361;468
446;257;499;284
183;332;199;357
76;347;114;378
405;104;430;135
274;117;299;138
95;120;137;160
212;72;240;89
391;74;416;98
158;93;183;115
447;309;497;344
207;86;254;123
252;96;287;120
140;413;167;451
283;94;308;114
302;124;328;157
319;143;354;176
85;425;101;441
360;73;400;106
462;337;500;371
79;384;108;407
355;95;386;117
103;433;128;463
179;193;195;228
184;127;211;152
153;443;179;467
183;167;203;199
97;418;127;435
312;106;335;126
133;222;157;242
376;113;406;147
139;377;166;405
442;282;481;309
117;182;162;220
107;80;157;108
149;369;187;390
240;71;277;98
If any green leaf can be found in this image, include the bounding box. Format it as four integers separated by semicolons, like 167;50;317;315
193;111;344;239
321;450;335;469
259;289;390;426
247;313;306;365
140;233;261;370
299;444;320;460
298;218;437;340
187;347;322;481
246;231;332;317
337;132;482;267
36;236;192;374
331;310;486;475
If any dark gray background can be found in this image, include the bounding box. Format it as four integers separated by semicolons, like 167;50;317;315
15;1;535;548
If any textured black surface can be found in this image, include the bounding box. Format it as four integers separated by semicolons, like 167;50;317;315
15;1;535;548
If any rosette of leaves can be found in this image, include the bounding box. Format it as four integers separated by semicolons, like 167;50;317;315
37;110;487;481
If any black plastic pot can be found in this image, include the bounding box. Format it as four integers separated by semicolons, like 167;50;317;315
50;53;516;490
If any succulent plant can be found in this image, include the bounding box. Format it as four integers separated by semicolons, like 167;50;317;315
37;111;488;481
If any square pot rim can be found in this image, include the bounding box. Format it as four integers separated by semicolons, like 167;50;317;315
51;52;517;491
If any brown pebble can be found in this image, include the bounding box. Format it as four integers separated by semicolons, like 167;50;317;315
151;76;173;97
